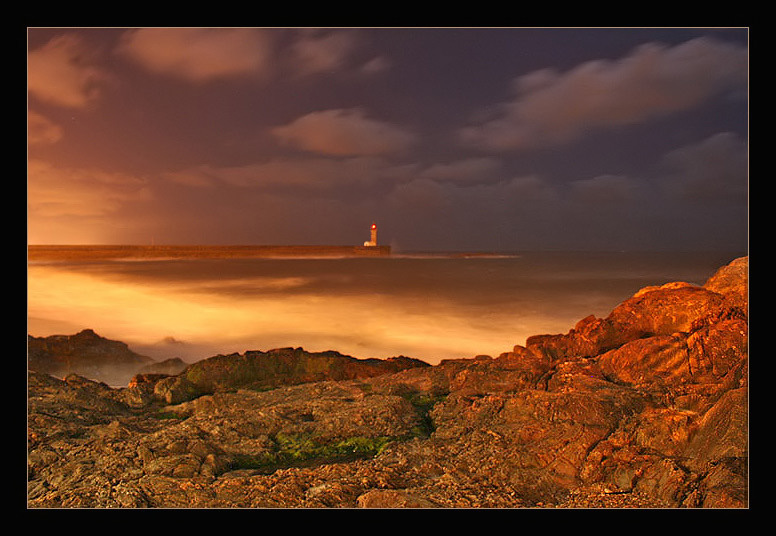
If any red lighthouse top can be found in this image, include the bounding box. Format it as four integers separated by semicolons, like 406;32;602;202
371;223;377;229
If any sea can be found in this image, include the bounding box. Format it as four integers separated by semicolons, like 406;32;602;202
27;248;744;366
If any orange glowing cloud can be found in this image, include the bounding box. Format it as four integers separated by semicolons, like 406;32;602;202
28;110;63;145
28;159;151;217
27;34;108;109
116;28;274;82
272;108;416;156
27;159;154;244
290;30;360;76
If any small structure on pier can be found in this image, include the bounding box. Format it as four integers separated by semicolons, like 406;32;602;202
363;223;378;247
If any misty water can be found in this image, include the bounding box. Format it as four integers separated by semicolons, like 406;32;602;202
27;250;742;366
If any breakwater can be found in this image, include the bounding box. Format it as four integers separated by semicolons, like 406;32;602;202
28;245;392;261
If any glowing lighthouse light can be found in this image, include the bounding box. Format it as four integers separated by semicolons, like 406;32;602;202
364;223;378;247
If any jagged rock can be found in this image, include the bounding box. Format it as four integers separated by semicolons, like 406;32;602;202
703;256;748;309
128;373;171;389
597;333;693;387
28;329;154;386
526;282;730;365
685;318;748;384
27;256;748;508
179;347;430;398
153;375;205;405
523;256;748;368
137;357;188;376
608;283;729;340
683;387;748;471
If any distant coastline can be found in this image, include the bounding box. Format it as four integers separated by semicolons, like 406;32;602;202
27;244;392;261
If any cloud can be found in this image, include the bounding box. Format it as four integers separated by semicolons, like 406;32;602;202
28;110;63;145
568;174;642;205
418;157;503;184
390;173;558;221
27;159;151;218
272;108;417;156
361;55;391;74
289;30;359;76
386;174;563;250
660;132;748;204
116;28;274;82
27;34;108;108
389;178;453;214
163;156;416;193
460;37;748;151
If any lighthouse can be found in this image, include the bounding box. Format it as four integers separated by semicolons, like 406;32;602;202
364;222;378;247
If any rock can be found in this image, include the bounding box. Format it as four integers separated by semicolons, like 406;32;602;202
703;256;748;309
137;357;189;376
153;375;205;405
525;314;615;362
693;457;748;508
597;333;693;387
28;329;154;386
525;275;736;365
448;348;550;395
357;489;437;508
179;347;430;398
26;256;748;508
632;458;695;507
682;387;748;472
128;373;171;389
685;318;748;384
607;283;728;340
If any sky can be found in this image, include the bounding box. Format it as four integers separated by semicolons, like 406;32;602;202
27;27;749;252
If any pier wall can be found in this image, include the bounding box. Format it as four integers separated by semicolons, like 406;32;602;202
28;245;392;261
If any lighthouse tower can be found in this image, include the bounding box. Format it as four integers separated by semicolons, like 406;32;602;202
364;223;378;247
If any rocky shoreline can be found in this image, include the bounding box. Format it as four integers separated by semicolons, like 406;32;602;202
27;256;748;508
